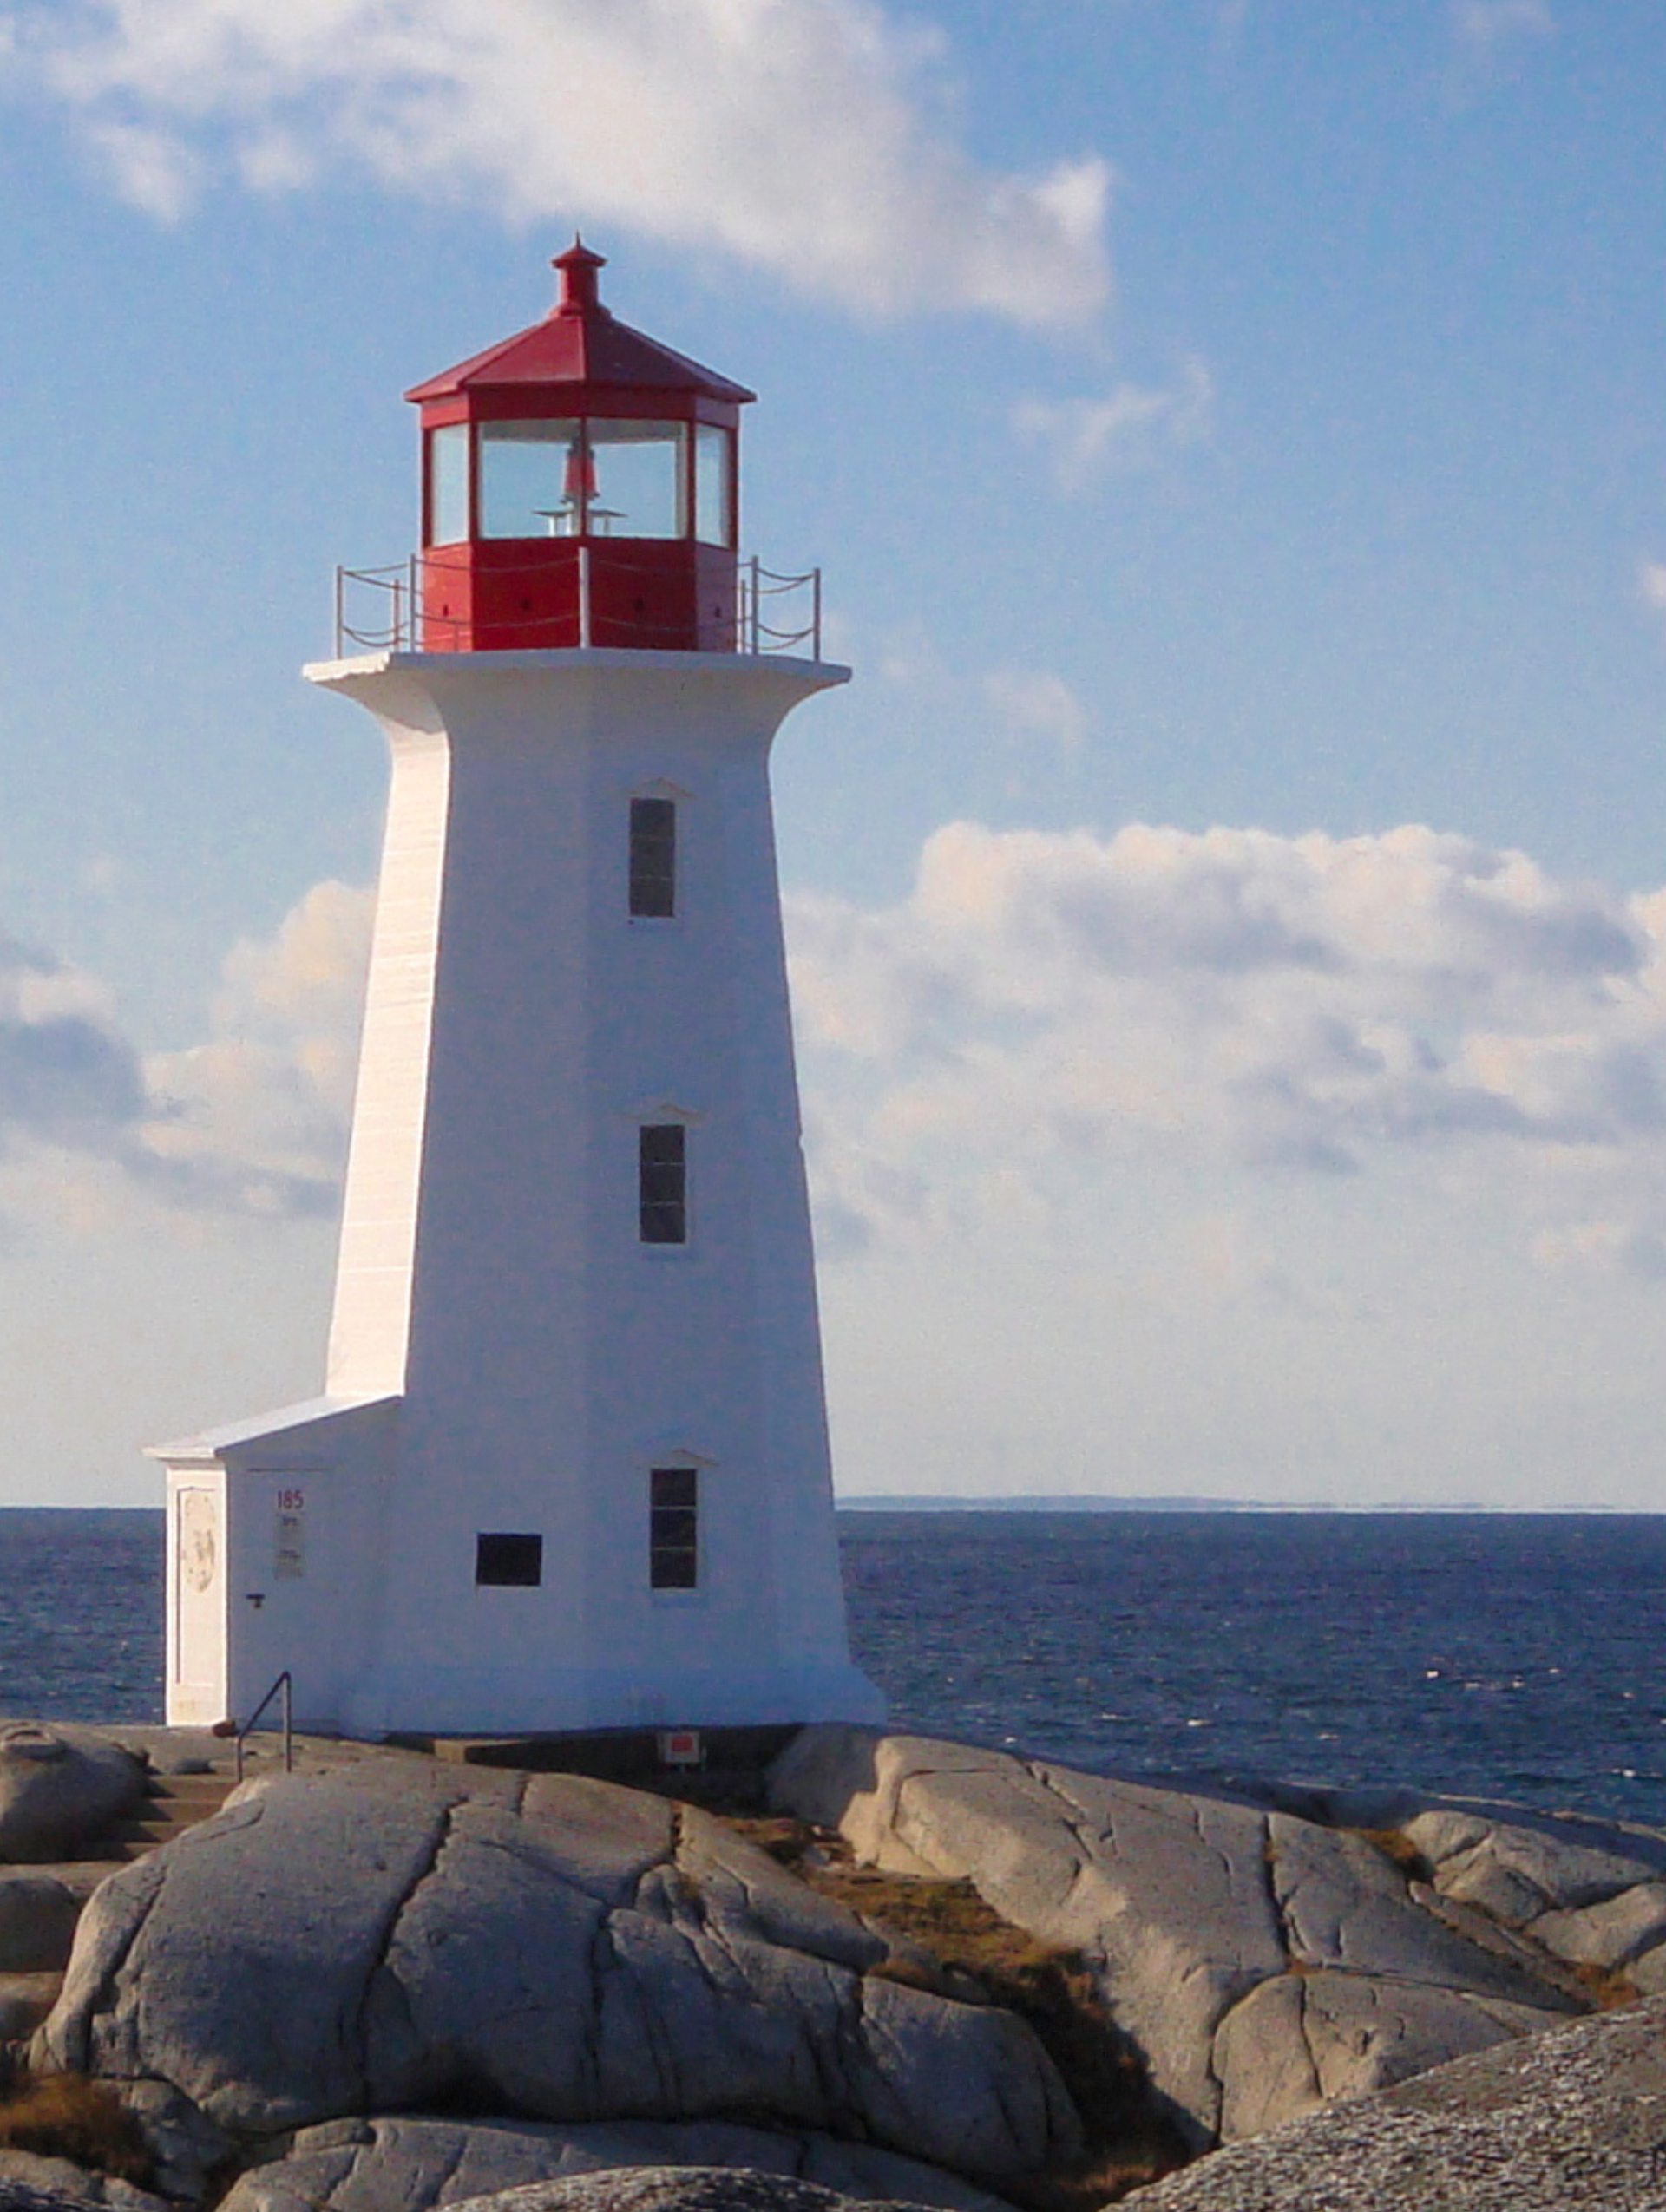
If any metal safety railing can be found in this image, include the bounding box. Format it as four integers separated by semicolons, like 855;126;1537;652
334;560;418;654
331;548;823;661
234;1669;293;1783
739;557;823;656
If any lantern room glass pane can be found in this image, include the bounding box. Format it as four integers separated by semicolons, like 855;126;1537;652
694;425;733;547
588;421;686;539
427;424;469;546
479;419;584;539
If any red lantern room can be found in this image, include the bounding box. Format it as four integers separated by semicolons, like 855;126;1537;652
405;242;754;653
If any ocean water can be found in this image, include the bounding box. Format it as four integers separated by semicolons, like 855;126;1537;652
3;1507;1664;1829
0;1512;163;1724
841;1511;1666;1828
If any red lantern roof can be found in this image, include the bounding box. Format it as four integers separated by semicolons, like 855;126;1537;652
404;242;756;406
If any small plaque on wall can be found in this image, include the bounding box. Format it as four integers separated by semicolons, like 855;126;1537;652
274;1486;306;1580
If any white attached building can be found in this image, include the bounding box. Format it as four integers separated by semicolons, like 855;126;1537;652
152;245;884;1740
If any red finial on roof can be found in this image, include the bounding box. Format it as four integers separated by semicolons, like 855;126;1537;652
554;237;608;318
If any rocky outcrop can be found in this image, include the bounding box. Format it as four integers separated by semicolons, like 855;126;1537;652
36;1763;1078;2187
19;1722;1666;2212
0;1734;145;1868
222;2117;1015;2212
445;2176;951;2212
0;1880;82;1976
0;1973;65;2040
768;1729;1662;2148
0;2155;167;2212
1125;1993;1666;2209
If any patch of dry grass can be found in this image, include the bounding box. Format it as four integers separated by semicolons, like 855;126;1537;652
726;1817;1191;2206
1358;1828;1434;1883
1565;1960;1643;2011
0;2072;154;2183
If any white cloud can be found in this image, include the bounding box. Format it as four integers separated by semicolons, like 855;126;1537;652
18;818;1666;1299
1532;1218;1666;1283
0;933;146;1153
982;669;1090;757
0;881;371;1229
1013;358;1213;492
787;820;1666;1258
1640;560;1666;618
136;880;371;1217
0;0;1112;326
1453;0;1554;56
83;117;202;220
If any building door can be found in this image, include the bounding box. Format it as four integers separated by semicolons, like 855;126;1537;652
172;1485;226;1724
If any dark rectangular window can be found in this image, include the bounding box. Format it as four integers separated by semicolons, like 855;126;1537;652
629;797;677;918
476;1532;543;1587
640;1123;687;1245
651;1468;699;1589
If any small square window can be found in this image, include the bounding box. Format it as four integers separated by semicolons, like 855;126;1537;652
630;797;676;919
651;1468;699;1589
640;1123;687;1245
476;1532;543;1587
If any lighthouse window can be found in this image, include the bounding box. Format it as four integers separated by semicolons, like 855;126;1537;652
694;425;733;547
427;425;470;546
650;1469;699;1589
588;421;686;540
475;1532;543;1587
479;419;581;539
640;1124;687;1245
629;796;677;918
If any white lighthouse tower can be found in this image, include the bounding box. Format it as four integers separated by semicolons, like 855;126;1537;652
152;246;884;1744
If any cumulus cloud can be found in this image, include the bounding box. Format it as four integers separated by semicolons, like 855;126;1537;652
0;936;146;1151
1013;358;1213;493
0;0;1112;325
0;882;371;1229
19;817;1666;1294
786;821;1666;1257
137;880;372;1217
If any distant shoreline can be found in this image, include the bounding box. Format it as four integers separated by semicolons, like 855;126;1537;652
836;1494;1650;1515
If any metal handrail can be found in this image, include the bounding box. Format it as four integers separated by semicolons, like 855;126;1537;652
332;551;823;660
234;1669;293;1783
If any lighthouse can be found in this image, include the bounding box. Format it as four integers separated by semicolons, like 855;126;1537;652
151;246;885;1744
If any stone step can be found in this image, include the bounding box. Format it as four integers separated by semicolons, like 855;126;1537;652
103;1774;239;1862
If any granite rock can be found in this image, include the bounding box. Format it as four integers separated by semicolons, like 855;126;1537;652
0;1732;145;1868
37;1764;1077;2185
1630;1945;1666;1997
0;1973;64;2041
1125;1993;1666;2210
0;2156;167;2212
769;1730;1579;2148
444;2176;948;2212
0;1880;82;1975
1530;1882;1666;1972
1404;1804;1666;1919
222;2117;1016;2212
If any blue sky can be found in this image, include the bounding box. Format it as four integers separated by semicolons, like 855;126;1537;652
3;0;1666;1506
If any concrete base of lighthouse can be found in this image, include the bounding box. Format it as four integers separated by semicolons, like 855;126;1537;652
150;648;883;1743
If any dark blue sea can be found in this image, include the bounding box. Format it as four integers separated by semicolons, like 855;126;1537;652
3;1508;1665;1829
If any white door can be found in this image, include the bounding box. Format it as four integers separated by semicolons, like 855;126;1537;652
170;1483;227;1724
